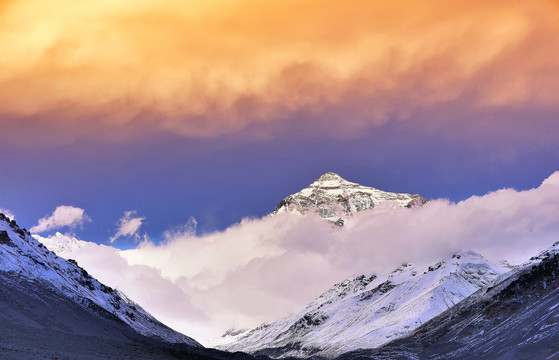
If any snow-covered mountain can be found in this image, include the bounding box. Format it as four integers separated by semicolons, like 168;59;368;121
33;231;90;255
0;212;200;347
272;172;427;225
220;251;508;358
340;241;559;360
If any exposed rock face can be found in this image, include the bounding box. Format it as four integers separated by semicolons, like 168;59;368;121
220;251;508;358
0;230;15;247
336;242;559;360
272;172;427;224
0;213;201;347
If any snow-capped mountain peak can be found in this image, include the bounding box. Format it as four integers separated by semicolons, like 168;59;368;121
220;250;508;358
311;172;350;186
33;232;90;255
344;241;559;359
0;212;200;347
316;171;343;180
272;172;427;224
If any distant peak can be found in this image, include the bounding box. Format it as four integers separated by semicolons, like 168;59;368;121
451;250;483;259
316;172;345;182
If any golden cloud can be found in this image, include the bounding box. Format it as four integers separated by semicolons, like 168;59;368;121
1;0;558;143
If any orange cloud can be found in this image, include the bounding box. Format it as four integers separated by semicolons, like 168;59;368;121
1;0;558;144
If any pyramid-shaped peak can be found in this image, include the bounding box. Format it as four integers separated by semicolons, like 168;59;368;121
450;250;485;260
316;172;346;182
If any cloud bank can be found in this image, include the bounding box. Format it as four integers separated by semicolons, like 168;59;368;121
1;0;559;145
30;205;90;233
56;172;559;344
110;210;145;243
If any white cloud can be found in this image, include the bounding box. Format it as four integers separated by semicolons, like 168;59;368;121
110;211;145;243
0;208;15;220
47;235;209;335
30;205;90;233
162;217;198;242
58;172;559;345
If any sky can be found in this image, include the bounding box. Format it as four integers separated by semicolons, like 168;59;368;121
1;0;559;343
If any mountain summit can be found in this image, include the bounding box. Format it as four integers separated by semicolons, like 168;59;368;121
32;231;89;255
315;171;345;182
220;251;508;358
272;172;427;224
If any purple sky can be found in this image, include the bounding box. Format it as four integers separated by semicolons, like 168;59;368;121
1;117;557;247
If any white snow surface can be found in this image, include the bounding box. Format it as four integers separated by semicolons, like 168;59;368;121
520;240;559;267
220;251;509;358
33;232;90;255
0;215;200;347
272;172;426;223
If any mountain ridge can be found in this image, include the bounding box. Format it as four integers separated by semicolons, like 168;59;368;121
336;241;559;360
0;212;200;347
271;172;427;225
33;231;90;255
220;250;508;358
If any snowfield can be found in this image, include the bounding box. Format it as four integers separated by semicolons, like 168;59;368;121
221;251;509;358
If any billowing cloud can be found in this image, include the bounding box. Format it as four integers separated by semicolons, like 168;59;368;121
59;172;559;345
109;210;145;243
30;205;90;233
0;208;15;220
1;1;559;145
37;232;208;326
162;217;198;241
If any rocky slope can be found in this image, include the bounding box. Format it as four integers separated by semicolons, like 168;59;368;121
337;242;559;360
0;270;264;360
272;172;427;225
0;212;200;347
220;251;508;358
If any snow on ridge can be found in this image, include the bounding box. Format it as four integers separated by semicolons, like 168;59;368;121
219;249;509;358
271;172;427;224
33;232;90;255
0;213;201;347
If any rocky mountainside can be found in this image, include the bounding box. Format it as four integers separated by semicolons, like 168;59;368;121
220;251;508;358
272;172;427;225
0;271;264;360
0;212;200;347
337;242;559;360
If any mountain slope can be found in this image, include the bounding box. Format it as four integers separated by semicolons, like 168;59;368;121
0;270;229;360
272;172;426;225
220;251;508;358
0;212;200;347
336;242;559;360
